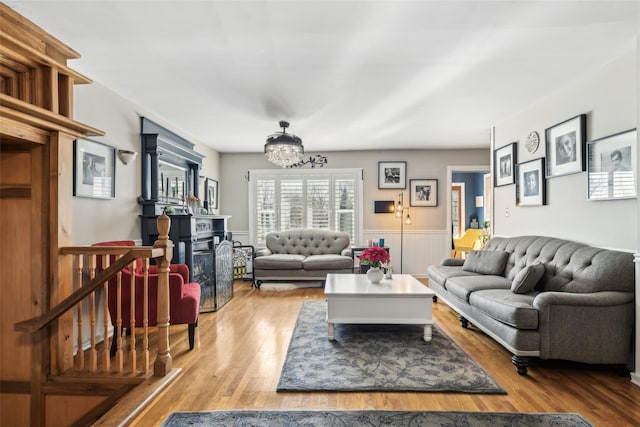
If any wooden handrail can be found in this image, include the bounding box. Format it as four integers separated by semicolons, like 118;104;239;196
14;247;164;333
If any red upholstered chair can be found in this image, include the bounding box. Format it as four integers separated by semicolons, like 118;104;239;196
92;240;201;356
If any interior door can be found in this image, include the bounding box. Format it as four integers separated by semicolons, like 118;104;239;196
451;184;463;238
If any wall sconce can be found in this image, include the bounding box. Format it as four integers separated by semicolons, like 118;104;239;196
394;192;412;273
117;149;138;165
374;200;395;213
475;196;484;208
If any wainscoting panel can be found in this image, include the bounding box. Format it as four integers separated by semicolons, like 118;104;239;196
362;229;449;277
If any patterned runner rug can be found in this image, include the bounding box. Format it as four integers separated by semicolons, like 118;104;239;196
162;410;594;427
277;300;506;393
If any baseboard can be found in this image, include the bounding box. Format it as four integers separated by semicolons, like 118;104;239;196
631;372;640;387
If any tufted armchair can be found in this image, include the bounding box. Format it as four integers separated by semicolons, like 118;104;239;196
92;240;201;356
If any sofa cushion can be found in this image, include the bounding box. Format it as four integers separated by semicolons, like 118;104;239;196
303;254;353;271
511;263;545;294
426;265;478;289
254;254;305;270
462;250;509;275
446;275;511;302
469;289;539;329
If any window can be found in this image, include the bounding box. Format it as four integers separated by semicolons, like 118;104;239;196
249;168;363;247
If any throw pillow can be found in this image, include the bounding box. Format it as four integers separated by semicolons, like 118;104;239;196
511;263;545;294
461;250;509;275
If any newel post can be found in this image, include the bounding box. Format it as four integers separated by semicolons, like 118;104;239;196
153;213;174;376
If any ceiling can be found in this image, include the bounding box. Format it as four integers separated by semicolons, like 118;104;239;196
6;1;638;153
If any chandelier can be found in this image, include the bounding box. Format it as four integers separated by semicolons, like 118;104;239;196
264;120;304;167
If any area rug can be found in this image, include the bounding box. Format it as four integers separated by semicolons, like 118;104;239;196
277;301;506;393
259;282;323;291
161;410;594;427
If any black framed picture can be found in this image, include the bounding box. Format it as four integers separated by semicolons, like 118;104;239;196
409;179;438;206
516;158;546;207
545;114;587;178
587;128;636;200
206;178;219;211
378;161;406;189
73;138;115;199
494;142;516;187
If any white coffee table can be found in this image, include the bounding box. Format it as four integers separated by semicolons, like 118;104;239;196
324;273;435;342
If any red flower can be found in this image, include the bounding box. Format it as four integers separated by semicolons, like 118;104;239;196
360;246;390;268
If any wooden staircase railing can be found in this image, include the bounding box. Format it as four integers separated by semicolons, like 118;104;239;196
13;214;177;426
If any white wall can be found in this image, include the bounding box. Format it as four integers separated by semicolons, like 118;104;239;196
493;48;637;251
72;82;221;245
220;149;490;275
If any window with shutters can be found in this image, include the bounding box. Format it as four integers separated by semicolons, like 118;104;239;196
249;168;363;247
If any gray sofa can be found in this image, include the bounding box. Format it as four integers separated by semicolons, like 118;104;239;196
427;235;635;375
254;229;354;287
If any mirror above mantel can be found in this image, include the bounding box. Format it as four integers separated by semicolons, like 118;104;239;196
159;161;186;202
139;117;205;216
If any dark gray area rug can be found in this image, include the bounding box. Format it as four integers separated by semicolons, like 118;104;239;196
161;410;594;427
276;301;506;393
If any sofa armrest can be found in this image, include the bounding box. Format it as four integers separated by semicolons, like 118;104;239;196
341;248;352;257
440;258;465;267
148;263;190;282
533;291;634;363
255;247;272;257
533;291;634;308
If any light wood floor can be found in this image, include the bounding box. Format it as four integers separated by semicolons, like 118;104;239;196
129;280;639;426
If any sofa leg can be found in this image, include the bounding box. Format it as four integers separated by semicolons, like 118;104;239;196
512;355;529;375
255;280;262;289
458;315;468;329
110;326;118;357
188;319;198;350
432;295;438;303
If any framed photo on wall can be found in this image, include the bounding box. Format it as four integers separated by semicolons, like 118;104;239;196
73;138;115;199
494;142;516;187
206;178;219;211
409;179;438;206
587;128;636;201
378;161;406;189
545;114;586;178
516;158;546;206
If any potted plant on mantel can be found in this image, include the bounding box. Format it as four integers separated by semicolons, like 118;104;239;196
359;246;391;284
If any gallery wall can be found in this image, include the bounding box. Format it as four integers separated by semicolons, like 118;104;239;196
492;47;637;252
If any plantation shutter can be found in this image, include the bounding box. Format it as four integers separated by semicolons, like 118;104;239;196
307;179;330;229
255;178;276;239
280;179;303;230
335;179;355;238
249;169;362;247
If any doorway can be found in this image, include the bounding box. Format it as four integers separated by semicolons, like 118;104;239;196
447;165;491;256
451;183;464;239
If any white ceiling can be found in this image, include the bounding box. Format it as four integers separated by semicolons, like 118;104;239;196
6;1;639;153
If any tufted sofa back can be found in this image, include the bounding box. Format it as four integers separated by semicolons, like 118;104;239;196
483;236;634;293
265;229;350;257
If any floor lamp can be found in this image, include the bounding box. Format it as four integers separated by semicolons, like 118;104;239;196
395;192;412;273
